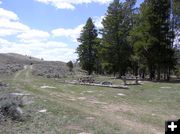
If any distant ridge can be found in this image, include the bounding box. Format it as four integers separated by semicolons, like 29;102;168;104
0;53;69;76
0;53;41;64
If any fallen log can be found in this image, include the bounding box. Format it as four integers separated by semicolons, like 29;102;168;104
67;81;129;89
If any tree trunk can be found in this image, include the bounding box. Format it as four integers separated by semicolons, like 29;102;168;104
142;71;145;79
157;66;161;81
149;66;155;80
167;67;171;81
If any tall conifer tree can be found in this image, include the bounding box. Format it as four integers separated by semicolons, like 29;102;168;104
102;0;136;76
131;0;176;80
76;18;98;75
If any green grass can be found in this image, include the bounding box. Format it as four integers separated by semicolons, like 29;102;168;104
0;66;180;134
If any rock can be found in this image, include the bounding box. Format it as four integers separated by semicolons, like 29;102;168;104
101;81;112;85
38;109;47;113
86;91;93;93
117;93;126;96
9;106;23;120
1;105;23;120
78;132;92;134
160;86;171;89
0;92;31;122
78;97;86;100
40;86;56;89
0;93;30;107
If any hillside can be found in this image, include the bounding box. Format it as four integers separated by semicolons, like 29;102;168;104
0;53;71;78
32;61;72;78
0;53;41;64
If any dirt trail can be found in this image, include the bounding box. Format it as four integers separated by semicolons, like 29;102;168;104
25;65;32;79
14;65;33;80
14;68;24;79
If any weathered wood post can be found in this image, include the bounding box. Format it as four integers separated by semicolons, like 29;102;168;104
135;76;139;85
122;76;127;86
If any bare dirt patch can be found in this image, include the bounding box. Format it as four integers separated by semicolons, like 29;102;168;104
78;97;87;100
65;125;82;131
40;86;56;89
88;99;108;105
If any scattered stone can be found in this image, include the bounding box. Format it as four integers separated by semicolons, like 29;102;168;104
78;97;86;100
67;98;76;101
101;81;112;86
85;91;93;93
9;106;23;120
117;93;126;96
38;109;47;113
86;117;95;120
0;105;23;120
63;115;67;119
0;91;32;122
10;93;30;96
148;100;152;103
78;132;92;134
40;86;56;89
50;93;54;96
160;87;171;89
98;94;103;96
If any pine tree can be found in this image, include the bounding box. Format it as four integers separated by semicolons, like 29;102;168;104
131;0;176;80
66;61;73;72
173;0;180;28
173;0;180;78
101;0;136;77
173;0;180;49
76;18;98;75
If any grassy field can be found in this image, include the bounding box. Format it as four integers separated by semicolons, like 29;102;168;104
0;65;180;134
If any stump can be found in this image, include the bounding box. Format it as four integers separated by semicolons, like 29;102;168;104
122;76;127;86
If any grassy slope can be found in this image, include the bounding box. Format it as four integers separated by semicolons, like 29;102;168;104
0;65;180;134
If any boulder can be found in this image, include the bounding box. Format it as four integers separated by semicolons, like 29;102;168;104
7;106;23;120
101;81;112;85
0;92;30;121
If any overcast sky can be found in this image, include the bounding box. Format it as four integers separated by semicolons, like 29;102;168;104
0;0;143;62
